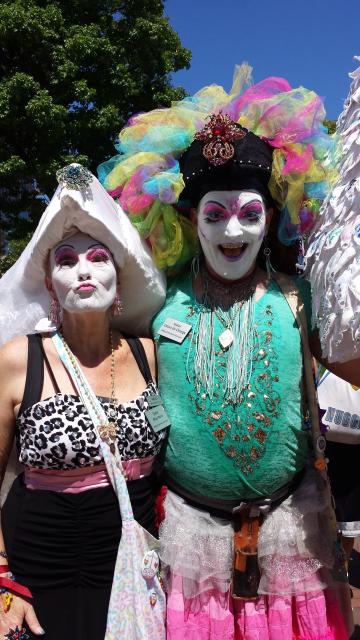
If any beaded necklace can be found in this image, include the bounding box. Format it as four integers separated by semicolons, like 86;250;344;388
59;330;119;454
186;267;257;404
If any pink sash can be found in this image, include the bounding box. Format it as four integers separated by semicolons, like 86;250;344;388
24;456;155;493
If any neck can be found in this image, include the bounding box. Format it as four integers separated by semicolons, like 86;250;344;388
60;311;112;364
203;260;258;286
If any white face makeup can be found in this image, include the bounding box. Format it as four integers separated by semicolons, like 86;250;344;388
197;190;268;281
49;232;117;314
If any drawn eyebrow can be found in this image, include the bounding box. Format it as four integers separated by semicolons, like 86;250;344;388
205;201;227;209
88;243;106;249
54;244;75;253
240;199;263;208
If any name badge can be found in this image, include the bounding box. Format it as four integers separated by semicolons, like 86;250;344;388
157;317;192;343
145;405;171;433
147;394;163;408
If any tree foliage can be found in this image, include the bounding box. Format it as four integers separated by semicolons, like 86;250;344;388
0;0;191;249
323;119;336;135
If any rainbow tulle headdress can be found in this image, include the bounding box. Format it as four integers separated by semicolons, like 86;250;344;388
98;64;338;270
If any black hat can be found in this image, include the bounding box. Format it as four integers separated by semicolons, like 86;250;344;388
179;113;274;207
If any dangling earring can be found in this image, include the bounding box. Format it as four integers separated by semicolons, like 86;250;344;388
263;238;276;279
48;298;61;327
191;245;202;280
295;236;305;274
112;293;123;316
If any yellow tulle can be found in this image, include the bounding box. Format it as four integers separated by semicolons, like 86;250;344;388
130;202;197;270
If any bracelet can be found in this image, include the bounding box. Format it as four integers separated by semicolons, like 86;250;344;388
0;577;32;599
0;551;8;559
0;564;9;573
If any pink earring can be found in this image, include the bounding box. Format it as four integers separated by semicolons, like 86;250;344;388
112;293;123;316
48;299;61;327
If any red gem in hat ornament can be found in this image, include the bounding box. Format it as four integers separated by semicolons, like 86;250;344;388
195;113;246;166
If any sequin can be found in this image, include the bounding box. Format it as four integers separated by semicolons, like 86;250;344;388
211;411;222;420
250;446;260;460
226;446;237;458
255;428;266;444
214;427;225;443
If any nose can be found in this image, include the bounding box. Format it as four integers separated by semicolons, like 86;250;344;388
224;216;243;239
77;255;91;281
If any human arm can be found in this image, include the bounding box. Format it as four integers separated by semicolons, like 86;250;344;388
309;330;360;388
0;338;45;636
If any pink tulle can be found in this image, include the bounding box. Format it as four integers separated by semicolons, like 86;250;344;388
228;77;292;120
282;145;313;174
120;170;155;214
166;574;348;640
108;185;123;198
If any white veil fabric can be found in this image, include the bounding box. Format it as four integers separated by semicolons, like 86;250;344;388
0;164;166;345
0;164;166;505
306;57;360;363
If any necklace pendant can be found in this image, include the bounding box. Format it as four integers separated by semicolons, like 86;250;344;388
98;423;117;445
218;328;234;350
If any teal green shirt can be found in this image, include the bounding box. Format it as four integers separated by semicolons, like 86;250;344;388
153;273;311;501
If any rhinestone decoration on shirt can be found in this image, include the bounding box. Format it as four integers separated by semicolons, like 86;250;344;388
186;304;281;474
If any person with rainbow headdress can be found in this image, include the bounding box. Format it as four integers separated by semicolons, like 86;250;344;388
98;64;359;639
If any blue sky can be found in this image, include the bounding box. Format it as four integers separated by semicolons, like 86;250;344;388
165;0;360;120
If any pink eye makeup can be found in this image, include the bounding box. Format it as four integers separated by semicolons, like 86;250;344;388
203;202;227;223
54;247;78;267
87;247;111;262
240;201;264;222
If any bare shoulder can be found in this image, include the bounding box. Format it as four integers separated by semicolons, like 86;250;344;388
0;335;28;371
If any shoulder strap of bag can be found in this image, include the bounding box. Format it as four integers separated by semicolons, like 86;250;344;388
273;273;325;466
51;332;134;521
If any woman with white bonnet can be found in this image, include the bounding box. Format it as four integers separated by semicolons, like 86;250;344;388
0;164;166;639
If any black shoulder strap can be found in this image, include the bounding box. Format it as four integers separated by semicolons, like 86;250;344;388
39;338;61;395
123;336;154;385
18;334;44;415
18;334;61;416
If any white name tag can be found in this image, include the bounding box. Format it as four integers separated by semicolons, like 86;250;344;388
157;317;192;343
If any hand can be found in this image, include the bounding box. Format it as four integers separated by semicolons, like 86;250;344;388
0;594;44;637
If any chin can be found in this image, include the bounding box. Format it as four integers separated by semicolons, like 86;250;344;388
210;254;255;281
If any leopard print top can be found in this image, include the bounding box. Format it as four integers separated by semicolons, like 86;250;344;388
16;382;166;469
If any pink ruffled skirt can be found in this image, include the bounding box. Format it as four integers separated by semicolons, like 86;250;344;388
160;473;353;640
166;574;348;640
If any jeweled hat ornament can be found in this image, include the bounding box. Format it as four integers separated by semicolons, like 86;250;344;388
180;112;274;208
98;63;338;270
56;164;93;191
